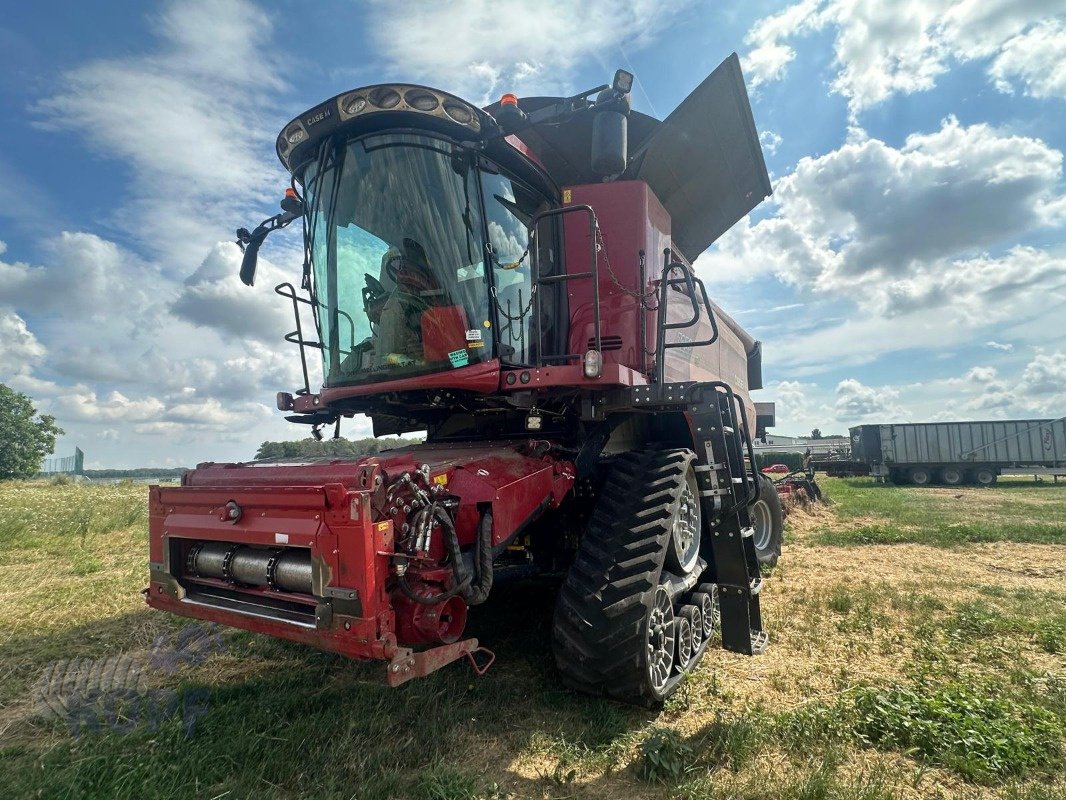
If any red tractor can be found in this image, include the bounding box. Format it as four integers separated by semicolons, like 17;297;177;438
146;53;783;705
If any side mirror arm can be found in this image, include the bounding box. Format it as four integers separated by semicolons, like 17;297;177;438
236;207;301;287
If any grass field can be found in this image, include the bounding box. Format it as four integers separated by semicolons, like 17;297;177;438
0;477;1063;799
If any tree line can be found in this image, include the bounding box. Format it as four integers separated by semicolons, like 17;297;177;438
254;437;418;460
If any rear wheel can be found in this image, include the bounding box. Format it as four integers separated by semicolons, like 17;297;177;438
975;467;997;486
941;467;963;486
909;468;931;486
751;475;784;567
552;450;712;705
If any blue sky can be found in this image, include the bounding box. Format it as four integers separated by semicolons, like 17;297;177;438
0;0;1063;467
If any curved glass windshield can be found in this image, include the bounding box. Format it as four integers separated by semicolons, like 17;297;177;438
305;133;492;386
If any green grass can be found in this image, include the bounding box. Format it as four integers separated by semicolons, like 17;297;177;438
1;478;1064;799
809;477;1066;546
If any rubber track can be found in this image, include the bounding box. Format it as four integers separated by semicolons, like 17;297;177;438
552;449;694;705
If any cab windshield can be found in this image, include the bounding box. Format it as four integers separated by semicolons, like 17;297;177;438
305;132;504;387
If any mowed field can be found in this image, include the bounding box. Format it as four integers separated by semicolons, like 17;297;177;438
0;477;1063;799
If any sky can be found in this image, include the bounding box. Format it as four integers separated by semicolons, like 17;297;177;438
0;0;1063;468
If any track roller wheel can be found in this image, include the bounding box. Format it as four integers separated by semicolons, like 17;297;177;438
552;449;711;705
678;604;703;662
674;615;694;673
690;587;719;640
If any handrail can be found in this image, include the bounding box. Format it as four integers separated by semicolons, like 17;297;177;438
276;282;315;395
276;282;359;394
654;249;719;383
529;205;602;365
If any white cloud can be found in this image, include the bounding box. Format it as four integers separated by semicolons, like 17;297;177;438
834;377;903;422
702;118;1064;290
171;242;296;343
759;130;783;155
985;341;1014;351
1020;351;1066;395
51;388;167;424
990;19;1066;100
366;0;690;103
699;117;1066;371
0;310;46;376
743;0;1066;116
35;0;286;270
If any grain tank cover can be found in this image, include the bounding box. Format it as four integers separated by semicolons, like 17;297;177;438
621;53;772;262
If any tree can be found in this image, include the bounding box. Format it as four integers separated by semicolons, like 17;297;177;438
811;428;823;439
0;384;64;480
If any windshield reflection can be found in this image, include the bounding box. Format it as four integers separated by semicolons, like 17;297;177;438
305;133;492;386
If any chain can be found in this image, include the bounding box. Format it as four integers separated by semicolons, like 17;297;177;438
595;227;659;308
491;284;537;322
487;239;531;272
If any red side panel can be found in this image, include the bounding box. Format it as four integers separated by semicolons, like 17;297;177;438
561;181;671;377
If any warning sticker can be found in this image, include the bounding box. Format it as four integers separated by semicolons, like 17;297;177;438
448;349;469;367
433;473;448;486
563;189;572;203
468;340;485;348
465;329;482;342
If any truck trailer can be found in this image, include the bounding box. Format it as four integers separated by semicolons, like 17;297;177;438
145;54;783;706
850;419;1066;486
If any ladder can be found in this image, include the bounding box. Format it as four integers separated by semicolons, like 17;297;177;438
690;382;768;656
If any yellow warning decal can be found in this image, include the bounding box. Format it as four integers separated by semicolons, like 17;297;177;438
562;189;572;203
375;521;390;533
433;474;448;486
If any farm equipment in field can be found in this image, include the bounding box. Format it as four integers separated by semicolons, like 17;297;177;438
146;53;783;705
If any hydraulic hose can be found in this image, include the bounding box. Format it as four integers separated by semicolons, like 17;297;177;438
397;503;471;605
463;510;494;606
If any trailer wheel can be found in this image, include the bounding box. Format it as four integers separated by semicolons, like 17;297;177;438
940;467;963;486
909;468;932;486
751;475;784;567
974;467;997;486
552;449;706;706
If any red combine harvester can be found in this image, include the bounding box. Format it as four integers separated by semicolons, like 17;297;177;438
146;53;782;705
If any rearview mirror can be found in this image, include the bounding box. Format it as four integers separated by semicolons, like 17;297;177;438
591;108;627;176
239;237;263;286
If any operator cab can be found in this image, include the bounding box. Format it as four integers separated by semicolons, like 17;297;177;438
302;130;555;387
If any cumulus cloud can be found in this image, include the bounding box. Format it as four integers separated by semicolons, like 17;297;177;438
834;377;902;422
366;0;690;103
1020;351;1066;395
698;117;1066;369
759;130;783;155
0;310;46;377
743;0;1065;115
989;19;1066;100
0;231;159;321
171;242;295;343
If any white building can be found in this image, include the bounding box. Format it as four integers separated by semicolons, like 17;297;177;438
753;434;848;456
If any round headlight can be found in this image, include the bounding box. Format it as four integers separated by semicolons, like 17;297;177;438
368;87;401;109
404;89;439;111
343;95;367;115
442;100;473;125
285;124;307;145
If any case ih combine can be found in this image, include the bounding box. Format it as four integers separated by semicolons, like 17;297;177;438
146;53;782;705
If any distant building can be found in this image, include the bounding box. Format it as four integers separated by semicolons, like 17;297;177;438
753;434;847;456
